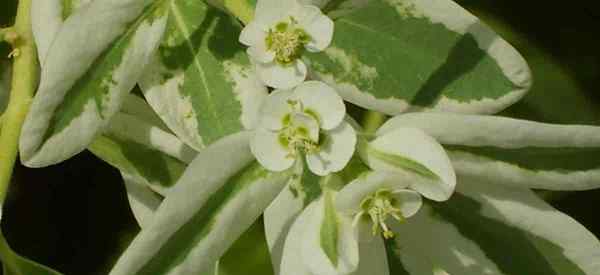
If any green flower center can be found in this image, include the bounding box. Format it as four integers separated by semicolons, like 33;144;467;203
278;100;322;158
359;189;404;239
278;125;320;157
266;18;311;65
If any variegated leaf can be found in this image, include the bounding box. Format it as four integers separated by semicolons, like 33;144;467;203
121;172;163;229
20;0;169;167
306;0;531;115
379;113;600;190
89;111;192;195
139;0;267;151
31;0;84;66
109;132;290;275
388;178;600;275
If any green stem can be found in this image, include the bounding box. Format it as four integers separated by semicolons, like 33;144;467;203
361;111;386;134
0;0;38;203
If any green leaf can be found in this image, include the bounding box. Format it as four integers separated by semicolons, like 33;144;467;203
0;233;62;275
139;0;267;151
109;132;290;275
20;0;169;167
306;0;531;115
379;113;600;190
388;179;600;274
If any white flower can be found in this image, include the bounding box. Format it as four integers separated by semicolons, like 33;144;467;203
239;0;334;89
336;171;424;239
250;81;356;176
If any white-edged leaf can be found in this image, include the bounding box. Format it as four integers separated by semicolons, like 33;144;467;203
139;0;267;150
20;0;169;167
109;132;290;275
106;112;196;163
122;172;162;229
379;113;600;190
31;0;95;66
360;128;456;201
31;0;64;66
88;111;191;195
264;164;323;274
378;113;600;149
307;0;531;115
301;192;359;275
388;178;600;275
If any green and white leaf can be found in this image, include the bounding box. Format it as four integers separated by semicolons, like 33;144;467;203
20;0;168;167
122;172;163;229
302;191;359;275
31;0;93;66
306;0;531;115
388;178;600;275
0;234;63;275
360;127;456;201
264;162;323;274
109;132;290;275
380;113;600;190
139;0;267;151
89;113;191;195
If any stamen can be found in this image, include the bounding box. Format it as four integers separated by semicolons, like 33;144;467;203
358;189;405;239
266;17;311;65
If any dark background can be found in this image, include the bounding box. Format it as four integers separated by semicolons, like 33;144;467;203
1;0;600;274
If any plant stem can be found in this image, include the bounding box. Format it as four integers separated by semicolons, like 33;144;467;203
0;0;38;203
362;111;386;134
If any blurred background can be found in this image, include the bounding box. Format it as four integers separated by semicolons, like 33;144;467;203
1;0;599;274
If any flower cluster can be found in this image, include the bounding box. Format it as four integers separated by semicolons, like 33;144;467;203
240;0;458;273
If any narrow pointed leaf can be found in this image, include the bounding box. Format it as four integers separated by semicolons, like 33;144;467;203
380;113;600;190
307;0;531;115
139;0;267;150
20;0;168;167
110;132;290;275
389;179;600;275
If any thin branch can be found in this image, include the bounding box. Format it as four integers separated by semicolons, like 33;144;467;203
0;0;38;202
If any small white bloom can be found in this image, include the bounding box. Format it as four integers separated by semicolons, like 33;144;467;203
336;171;423;239
250;81;356;176
239;0;334;89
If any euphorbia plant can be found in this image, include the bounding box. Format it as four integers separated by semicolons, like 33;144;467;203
1;0;600;274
